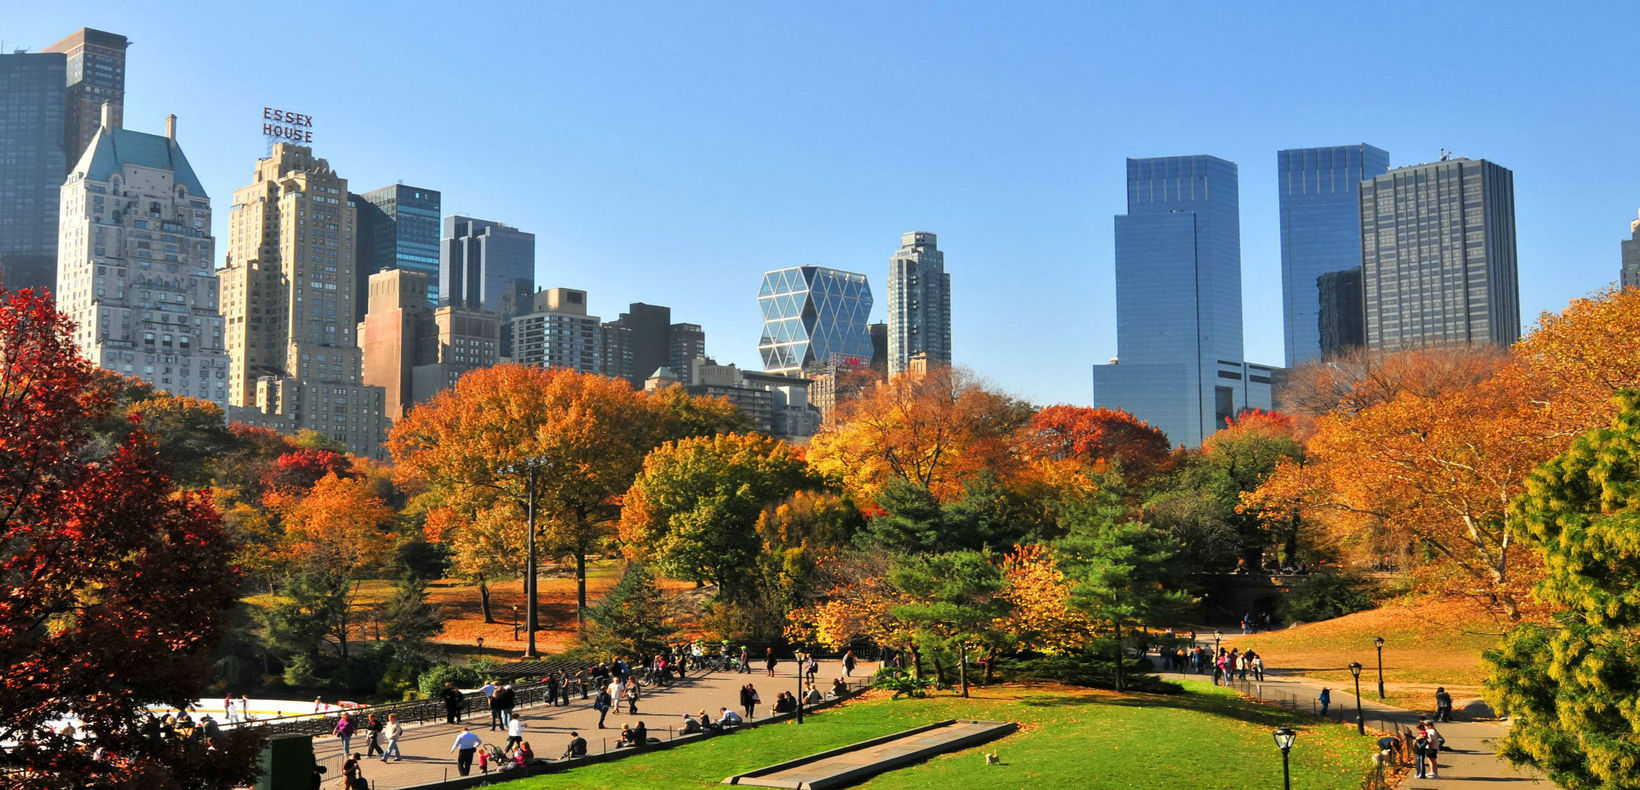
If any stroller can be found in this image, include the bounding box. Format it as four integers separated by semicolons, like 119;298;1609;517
480;743;520;772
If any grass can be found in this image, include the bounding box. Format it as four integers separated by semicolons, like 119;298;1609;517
1225;597;1507;711
486;681;1377;790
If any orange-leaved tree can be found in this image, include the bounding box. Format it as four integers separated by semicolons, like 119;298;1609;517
997;543;1091;655
1516;286;1640;435
1022;405;1173;486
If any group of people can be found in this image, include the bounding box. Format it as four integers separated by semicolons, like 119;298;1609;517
447;725;534;777
1375;718;1445;779
330;711;405;761
1164;645;1265;684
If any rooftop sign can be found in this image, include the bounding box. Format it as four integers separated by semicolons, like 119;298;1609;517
262;107;314;144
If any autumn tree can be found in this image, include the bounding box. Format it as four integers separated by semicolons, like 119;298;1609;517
265;472;397;658
888;551;1008;697
755;490;863;615
422;501;523;624
998;544;1093;656
1515;286;1640;434
808;366;1029;504
1023;405;1174;485
620;433;823;599
390;365;667;635
0;288;260;788
1277;345;1511;435
648;383;753;438
588;562;676;658
1486;391;1640;789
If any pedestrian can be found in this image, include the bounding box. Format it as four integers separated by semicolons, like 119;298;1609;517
738;646;751;674
496;683;517;728
382;714;403;762
1435;687;1454;722
342;753;366;790
843;649;857;678
482;678;500;730
547;673;562;707
626;677;641;714
441;681;465;724
478;744;491;775
562;731;588;759
594;687;612;729
200;714;220;739
1424;721;1444;778
506;715;525;752
450;727;482;776
609;678;625;717
740;683;759;719
765;647;778;677
333;712;355;756
1251;652;1265;683
1412;728;1431;779
365;713;384;758
238;695;250;723
1318;688;1331;717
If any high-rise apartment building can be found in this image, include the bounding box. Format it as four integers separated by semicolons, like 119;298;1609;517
669;322;707;377
1091;155;1270;447
1316;268;1365;357
0;51;66;292
511;288;603;373
1277;144;1389;365
56;109;228;409
43;28;129;170
358;269;497;421
886;231;951;376
353;184;441;321
758;265;874;376
608;302;671;384
1359;157;1520;350
440;215;533;357
1621;210;1640;290
218;143;388;458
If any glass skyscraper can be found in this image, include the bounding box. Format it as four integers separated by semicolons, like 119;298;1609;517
758;265;873;375
354;184;442;321
1360;157;1520;350
0;52;67;293
1091;155;1270;447
1620;210;1640;290
1277;144;1389;366
887;231;952;376
440;215;535;357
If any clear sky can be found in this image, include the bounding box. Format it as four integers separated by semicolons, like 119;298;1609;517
10;2;1638;406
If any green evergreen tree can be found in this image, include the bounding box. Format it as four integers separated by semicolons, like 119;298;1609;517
589;562;676;658
1486;391;1640;789
888;551;1008;697
261;569;348;662
383;575;443;645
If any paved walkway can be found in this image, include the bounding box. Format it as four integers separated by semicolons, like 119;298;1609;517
1160;669;1549;789
318;660;876;789
726;719;1015;789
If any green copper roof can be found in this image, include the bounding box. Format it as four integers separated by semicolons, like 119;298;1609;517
73;126;207;197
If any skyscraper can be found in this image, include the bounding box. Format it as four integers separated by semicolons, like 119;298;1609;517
218;143;389;458
758;265;874;376
55;109;228;409
608;302;671;384
358;269;497;421
1277;144;1389;365
1621;210;1640;290
43;28;129;170
887;231;951;377
1091;155;1270;447
0;51;66;292
669;322;707;377
1316;268;1365;357
1359;157;1520;350
353;184;441;321
440;215;533;356
510;288;603;373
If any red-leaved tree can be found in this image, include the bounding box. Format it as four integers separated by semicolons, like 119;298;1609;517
0;288;261;788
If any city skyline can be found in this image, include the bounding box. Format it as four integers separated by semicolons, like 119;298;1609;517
7;4;1640;406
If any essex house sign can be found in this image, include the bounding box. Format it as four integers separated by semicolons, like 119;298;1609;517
262;107;315;143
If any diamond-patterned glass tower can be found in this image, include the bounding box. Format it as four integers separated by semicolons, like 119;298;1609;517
758;265;874;375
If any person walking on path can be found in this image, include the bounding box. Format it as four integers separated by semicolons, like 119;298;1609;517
741;683;760;719
381;714;403;762
342;753;366;790
441;682;465;724
496;683;517;728
594;687;612;729
764;648;778;677
609;678;626;718
364;714;384;758
843;649;857;678
1435;687;1454;722
1412;727;1432;779
738;646;751;674
332;713;356;756
450;727;483;776
482;679;500;730
1423;720;1444;778
626;677;641;714
1318;688;1331;717
506;715;526;753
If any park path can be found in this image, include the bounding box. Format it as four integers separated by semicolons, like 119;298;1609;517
1159;668;1549;789
317;659;877;789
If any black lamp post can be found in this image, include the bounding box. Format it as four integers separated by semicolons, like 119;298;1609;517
1374;637;1385;700
1348;662;1365;735
1272;726;1296;790
794;650;804;725
513;605;520;642
504;457;551;658
1213;629;1222;653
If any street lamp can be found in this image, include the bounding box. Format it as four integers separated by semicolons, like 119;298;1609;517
513;605;520;642
1373;636;1385;700
1213;629;1222;653
1272;726;1296;790
503;456;551;658
1348;662;1365;735
794;650;804;725
477;637;485;652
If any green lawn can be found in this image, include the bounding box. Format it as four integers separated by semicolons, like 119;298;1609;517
490;680;1376;790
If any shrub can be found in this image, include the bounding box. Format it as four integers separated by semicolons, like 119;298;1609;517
417;663;482;697
1281;571;1377;623
871;667;934;699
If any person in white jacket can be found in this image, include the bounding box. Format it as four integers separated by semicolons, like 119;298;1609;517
381;714;404;762
505;715;526;753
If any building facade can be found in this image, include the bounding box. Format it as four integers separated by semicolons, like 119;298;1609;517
218;143;388;457
358;269;497;421
440;215;533;356
353;184;441;321
1359;157;1520;350
1316;267;1365;357
43;28;129;171
1621;210;1640;290
511;287;603;373
0;51;66;293
757;265;874;376
56;110;228;409
608;302;671;385
1091;155;1269;447
1277;144;1388;365
886;231;951;376
669;322;707;378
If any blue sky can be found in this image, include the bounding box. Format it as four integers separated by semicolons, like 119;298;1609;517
11;2;1638;406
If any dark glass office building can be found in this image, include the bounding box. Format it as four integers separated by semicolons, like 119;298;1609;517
0;52;67;293
1091;155;1270;447
1360;158;1520;350
1316;267;1365;356
354;184;442;321
43;28;128;171
1277;144;1389;365
441;215;535;357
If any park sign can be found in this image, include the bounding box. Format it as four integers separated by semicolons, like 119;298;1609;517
261;107;315;144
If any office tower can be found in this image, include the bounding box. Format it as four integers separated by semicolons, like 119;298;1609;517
669;322;707;377
441;215;533;356
1360;157;1520;350
353;184;441;321
1316;268;1365;357
43;28;129;170
359;269;497;421
218;143;389;458
511;288;603;373
609;302;671;384
1277;144;1389;365
1622;211;1640;290
0;51;67;293
1091;156;1270;447
55;109;228;409
886;231;952;376
757;265;874;376
600;322;634;383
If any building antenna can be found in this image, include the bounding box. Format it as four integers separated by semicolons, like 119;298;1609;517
1439;147;1450;162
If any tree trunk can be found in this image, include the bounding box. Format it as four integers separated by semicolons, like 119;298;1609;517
931;655;947;687
910;645;923;679
1113;619;1125;692
575;547;588;638
958;643;969;698
478;576;495;624
982;651;995;685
